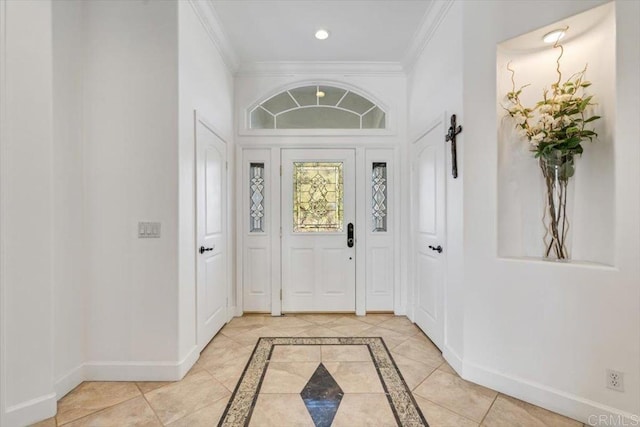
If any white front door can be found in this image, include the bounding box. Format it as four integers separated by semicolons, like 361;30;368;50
196;116;227;348
281;149;356;312
413;121;446;349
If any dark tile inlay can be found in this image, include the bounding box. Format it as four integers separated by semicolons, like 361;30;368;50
218;337;428;427
300;363;344;427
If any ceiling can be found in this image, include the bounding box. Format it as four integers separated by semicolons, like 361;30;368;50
210;0;433;65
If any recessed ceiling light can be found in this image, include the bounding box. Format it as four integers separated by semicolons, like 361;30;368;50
315;29;329;40
543;29;566;44
316;90;325;98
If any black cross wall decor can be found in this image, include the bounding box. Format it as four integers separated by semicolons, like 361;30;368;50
445;114;463;179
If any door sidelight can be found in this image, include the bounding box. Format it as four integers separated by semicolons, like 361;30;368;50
347;223;354;247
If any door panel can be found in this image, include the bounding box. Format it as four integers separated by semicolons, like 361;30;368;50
196;117;227;349
282;149;356;312
413;121;446;349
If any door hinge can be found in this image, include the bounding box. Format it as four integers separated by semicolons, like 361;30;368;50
280;289;282;301
226;161;228;170
280;227;282;238
280;165;282;176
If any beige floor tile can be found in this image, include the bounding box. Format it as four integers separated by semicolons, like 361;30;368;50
166;398;229;427
271;345;321;362
392;336;444;367
144;371;230;425
224;315;268;329
413;395;478;427
321;345;371;362
230;326;311;346
220;325;259;337
378;316;422;336
136;381;173;394
324;316;370;329
261;362;320;393
198;344;253;373
392;353;437;390
207;358;247;392
482;394;582;427
437;361;458;376
63;396;160;427
327;323;374;335
332;394;396;427
261;316;315;329
294;326;347;338
29;417;57;427
356;313;395;325
414;370;497;422
56;382;141;425
249;394;315;427
355;326;411;348
324;362;384;393
202;334;240;352
295;314;344;325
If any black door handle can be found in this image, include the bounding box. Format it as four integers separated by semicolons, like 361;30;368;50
199;246;214;254
347;223;354;247
428;245;443;253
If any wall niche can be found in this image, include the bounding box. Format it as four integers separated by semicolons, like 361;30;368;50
496;2;615;266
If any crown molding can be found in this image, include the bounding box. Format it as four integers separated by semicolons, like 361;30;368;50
236;61;405;76
402;0;455;72
188;0;240;72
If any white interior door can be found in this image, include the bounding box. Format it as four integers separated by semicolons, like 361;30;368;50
413;122;446;349
196;116;227;348
281;149;356;312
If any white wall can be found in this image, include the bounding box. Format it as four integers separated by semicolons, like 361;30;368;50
177;0;235;362
51;0;86;398
406;0;465;365
461;0;639;422
82;0;181;371
0;1;56;425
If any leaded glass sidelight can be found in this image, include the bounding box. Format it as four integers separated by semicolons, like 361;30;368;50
293;162;344;232
372;163;387;232
249;163;265;232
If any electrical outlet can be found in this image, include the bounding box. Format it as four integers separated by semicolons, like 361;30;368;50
606;369;624;392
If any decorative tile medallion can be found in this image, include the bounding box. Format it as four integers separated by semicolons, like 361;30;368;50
218;337;429;427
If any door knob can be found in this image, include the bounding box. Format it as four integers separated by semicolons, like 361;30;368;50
428;245;443;253
199;246;214;254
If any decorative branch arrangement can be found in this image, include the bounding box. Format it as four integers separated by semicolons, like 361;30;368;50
503;32;601;260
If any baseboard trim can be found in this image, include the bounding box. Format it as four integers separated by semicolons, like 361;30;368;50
442;345;463;374
55;364;85;400
462;358;638;426
84;348;200;382
4;393;56;427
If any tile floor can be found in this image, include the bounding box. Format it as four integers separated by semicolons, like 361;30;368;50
33;314;585;427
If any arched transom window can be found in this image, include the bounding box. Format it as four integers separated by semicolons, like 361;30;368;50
249;85;386;130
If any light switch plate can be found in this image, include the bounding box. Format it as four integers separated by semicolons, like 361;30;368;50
138;222;161;238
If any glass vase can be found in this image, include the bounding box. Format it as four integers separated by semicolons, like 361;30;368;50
539;150;574;261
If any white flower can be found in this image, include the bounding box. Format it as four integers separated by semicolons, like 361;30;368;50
553;115;572;128
538;113;554;127
539;104;553;114
557;93;573;102
531;132;545;142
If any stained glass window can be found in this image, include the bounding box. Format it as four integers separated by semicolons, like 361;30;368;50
293;162;344;232
372;163;387;232
249;163;265;232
